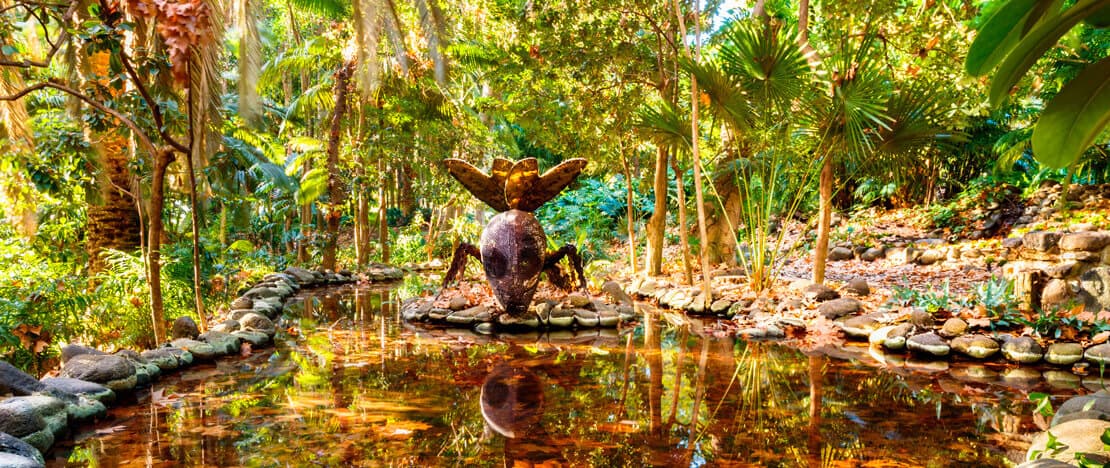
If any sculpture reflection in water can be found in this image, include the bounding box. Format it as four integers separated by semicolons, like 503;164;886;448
441;157;589;316
478;349;569;465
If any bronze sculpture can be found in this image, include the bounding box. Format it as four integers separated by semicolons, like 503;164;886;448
442;157;588;316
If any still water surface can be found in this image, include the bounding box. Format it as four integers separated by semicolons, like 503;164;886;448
48;284;1077;467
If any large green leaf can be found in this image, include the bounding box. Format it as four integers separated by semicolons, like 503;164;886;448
1031;56;1110;168
965;0;1047;76
989;0;1110;106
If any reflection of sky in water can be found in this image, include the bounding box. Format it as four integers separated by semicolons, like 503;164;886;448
47;284;1064;467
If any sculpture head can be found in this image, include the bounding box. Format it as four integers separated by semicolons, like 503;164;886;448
444;157;587;314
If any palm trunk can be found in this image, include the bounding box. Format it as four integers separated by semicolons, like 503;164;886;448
813;156;833;284
321;61;354;271
675;0;712;306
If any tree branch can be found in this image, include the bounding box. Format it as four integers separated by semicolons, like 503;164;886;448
118;50;190;154
0;81;160;156
0;0;77;68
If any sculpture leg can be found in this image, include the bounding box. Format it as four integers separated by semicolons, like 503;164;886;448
442;243;482;289
543;244;587;293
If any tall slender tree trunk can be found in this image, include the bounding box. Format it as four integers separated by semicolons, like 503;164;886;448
621;151;637;275
185;88;207;332
674;0;712;306
671;158;693;285
813;156;833;284
378;156;390;264
148;149;173;344
645;147;668;276
321;61;354;271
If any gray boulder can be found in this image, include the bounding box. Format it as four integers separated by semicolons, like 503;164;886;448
238;313;275;334
1078;267;1110;312
828;246;853;261
844;278;870;296
0;396;66;453
1052;391;1110;427
818;298;862;319
907;332;950;357
59;344;106;364
803;283;839;302
41;378;113;404
1024;231;1062;252
170;339;218;361
1002;336;1043;363
1059;232;1110;252
198;331;242;355
0;452;43;468
59;354;136;392
0;361;46;396
0;432;44;467
170;316;200;340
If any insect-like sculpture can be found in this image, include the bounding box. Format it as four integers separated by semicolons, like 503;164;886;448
442;157;589;316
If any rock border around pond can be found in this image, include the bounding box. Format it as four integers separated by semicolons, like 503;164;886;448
400;281;640;333
0;264;402;468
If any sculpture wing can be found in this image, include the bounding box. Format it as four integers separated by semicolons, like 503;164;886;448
503;158;541;211
514;158;588;212
444;158;510;212
489;158;513;195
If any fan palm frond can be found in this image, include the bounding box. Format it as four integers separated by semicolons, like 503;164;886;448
636;101;692;150
718;20;811;113
287;0;350;19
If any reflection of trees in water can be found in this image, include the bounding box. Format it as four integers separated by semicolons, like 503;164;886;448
72;288;1026;466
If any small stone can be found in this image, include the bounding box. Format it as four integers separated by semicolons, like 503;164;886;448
239;313;275;334
601;281;633;305
1002;237;1023;249
917;249;944;265
1086;343;1110;365
860;247;885;262
803;283;840;302
844;278;870;296
906;332;950;357
1046;342;1085;365
869;323;913;351
710;299;732;314
1002;336;1043;363
497;313;540;329
548;308;576;328
448;296;469;311
910;308;934;328
567;293;592;308
950;334;1000;359
171;316;200;340
637;279;659;296
828;246;853;261
574;309;600;327
598;310;620;327
211;320;241;334
818;298;862;320
230;296;253;310
171;338;219;361
939;318;968;338
838;314;882;339
1046;262;1080;279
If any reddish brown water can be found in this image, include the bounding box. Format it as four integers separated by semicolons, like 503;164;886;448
47;285;1077;467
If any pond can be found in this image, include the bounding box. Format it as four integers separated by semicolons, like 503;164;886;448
47;283;1076;467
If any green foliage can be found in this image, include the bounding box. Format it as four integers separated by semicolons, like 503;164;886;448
892;280;959;314
535;175;651;262
967;0;1110;169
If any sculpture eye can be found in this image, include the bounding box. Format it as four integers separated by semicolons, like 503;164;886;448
484;248;508;278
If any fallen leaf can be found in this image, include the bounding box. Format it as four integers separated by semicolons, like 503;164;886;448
240;342;252;356
95;425;127;435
